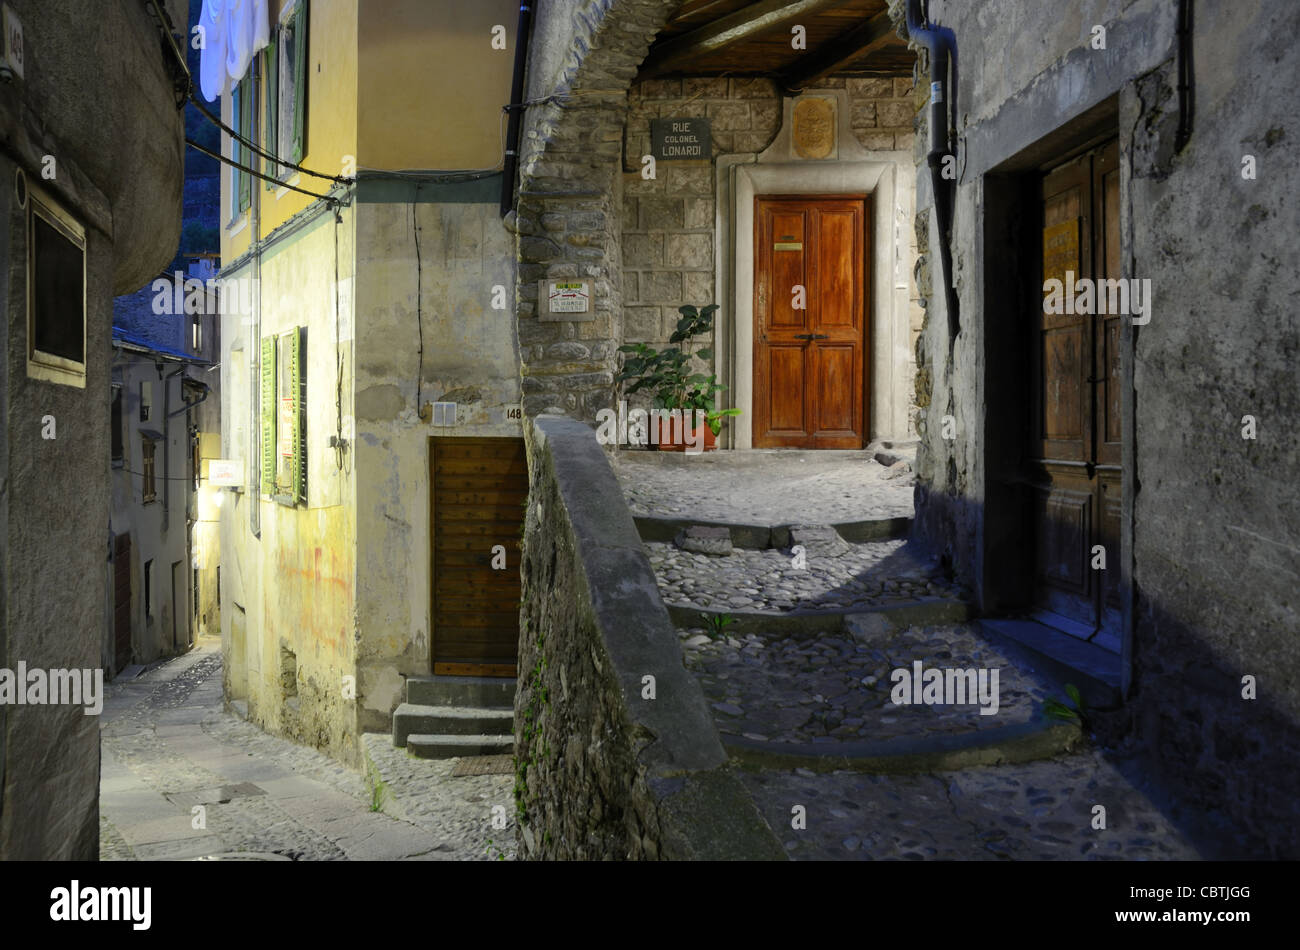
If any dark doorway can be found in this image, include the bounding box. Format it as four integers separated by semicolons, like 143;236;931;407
1030;139;1122;645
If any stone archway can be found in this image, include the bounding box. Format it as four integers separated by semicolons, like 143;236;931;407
511;0;680;423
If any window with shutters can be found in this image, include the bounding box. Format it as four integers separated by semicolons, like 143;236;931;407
142;438;157;503
231;77;253;219
260;328;306;506
265;0;308;184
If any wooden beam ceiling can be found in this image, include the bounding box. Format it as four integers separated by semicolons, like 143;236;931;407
776;10;901;92
639;0;859;80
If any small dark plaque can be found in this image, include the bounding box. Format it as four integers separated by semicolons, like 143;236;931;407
651;118;712;161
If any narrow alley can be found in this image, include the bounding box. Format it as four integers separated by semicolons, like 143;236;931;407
98;638;514;861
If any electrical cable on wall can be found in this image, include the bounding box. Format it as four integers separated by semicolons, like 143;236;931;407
185;137;340;203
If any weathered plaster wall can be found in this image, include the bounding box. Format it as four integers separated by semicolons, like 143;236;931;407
0;0;186;860
909;0;1300;855
352;185;521;731
220;204;360;763
517;415;785;860
357;0;518;171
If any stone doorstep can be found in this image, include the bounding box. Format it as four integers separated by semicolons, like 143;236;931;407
670;598;970;637
405;734;514;760
391;703;514;747
635;514;912;548
977;618;1123;711
722;718;1084;775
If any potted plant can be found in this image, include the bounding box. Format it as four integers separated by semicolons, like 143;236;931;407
616;304;742;452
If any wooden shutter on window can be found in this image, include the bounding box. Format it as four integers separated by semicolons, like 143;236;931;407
264;39;278;187
238;80;252;211
291;2;309;163
261;336;276;493
231;84;242;215
290;327;306;503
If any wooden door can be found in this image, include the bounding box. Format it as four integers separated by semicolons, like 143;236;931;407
430;437;526;676
754;195;868;448
113;533;131;673
1031;139;1122;643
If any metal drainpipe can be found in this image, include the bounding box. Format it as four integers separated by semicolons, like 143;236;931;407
501;1;536;217
905;0;960;353
162;365;185;532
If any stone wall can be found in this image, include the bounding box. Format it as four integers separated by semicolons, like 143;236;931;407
0;0;187;860
621;77;916;354
908;0;1300;856
515;415;784;860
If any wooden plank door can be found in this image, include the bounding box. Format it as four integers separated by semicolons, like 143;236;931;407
753;195;868;448
430;437;526;676
1031;139;1122;644
113;533;131;673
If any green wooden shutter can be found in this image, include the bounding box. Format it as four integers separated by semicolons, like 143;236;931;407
231;83;242;217
260;336;276;493
238;79;252;211
291;2;308;163
264;39;278;188
290;327;307;504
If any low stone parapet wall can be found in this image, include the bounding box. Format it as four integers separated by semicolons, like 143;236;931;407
514;416;784;860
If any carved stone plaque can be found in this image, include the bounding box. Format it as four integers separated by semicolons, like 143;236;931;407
792;97;836;160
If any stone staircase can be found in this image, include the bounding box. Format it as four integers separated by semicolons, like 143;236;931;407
391;674;515;759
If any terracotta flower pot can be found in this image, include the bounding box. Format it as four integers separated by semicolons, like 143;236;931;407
654;415;717;452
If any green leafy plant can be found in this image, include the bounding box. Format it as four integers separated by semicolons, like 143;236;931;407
485;837;507;861
616;304;741;435
367;771;387;813
701;612;737;637
1044;683;1089;729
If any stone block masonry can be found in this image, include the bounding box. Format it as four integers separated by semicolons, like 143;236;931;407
515;416;785;860
621;76;917;359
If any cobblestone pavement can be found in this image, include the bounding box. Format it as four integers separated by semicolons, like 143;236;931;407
610;448;915;524
738;752;1202;860
100;637;513;861
676;623;1053;744
648;538;966;612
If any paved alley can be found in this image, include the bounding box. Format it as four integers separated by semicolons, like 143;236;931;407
615;448;1204;860
99;638;515;861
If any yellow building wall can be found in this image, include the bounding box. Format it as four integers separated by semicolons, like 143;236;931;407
219;206;359;764
221;0;359;264
357;0;519;170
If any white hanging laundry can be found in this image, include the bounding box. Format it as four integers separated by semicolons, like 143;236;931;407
198;0;229;102
252;0;270;54
225;0;254;85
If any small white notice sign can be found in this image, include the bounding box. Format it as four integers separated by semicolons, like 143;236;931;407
548;281;590;313
209;459;243;487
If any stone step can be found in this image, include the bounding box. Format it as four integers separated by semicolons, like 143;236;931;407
405;674;516;707
405;733;515;760
670;598;970;638
634;514;911;549
391;703;513;747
